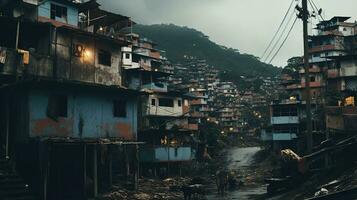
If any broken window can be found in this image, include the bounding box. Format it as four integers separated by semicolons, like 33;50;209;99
177;100;182;107
113;99;126;118
47;95;68;119
98;49;112;66
125;53;130;59
50;4;67;22
151;99;156;106
159;98;174;107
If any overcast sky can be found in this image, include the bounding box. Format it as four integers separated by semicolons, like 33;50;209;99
99;0;357;67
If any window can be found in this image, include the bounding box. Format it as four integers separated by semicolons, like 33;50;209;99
50;4;67;22
310;76;316;82
125;53;130;59
158;98;174;107
178;100;182;107
113;99;126;118
98;49;112;66
47;95;68;119
151;99;156;106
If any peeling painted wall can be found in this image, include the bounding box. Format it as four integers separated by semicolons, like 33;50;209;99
29;89;138;140
55;30;123;86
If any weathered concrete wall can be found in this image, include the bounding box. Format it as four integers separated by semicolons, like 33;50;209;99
55;30;123;86
29;89;138;140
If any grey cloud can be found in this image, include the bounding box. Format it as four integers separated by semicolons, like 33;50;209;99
98;0;357;67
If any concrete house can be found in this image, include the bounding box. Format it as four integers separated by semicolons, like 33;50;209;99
0;0;140;199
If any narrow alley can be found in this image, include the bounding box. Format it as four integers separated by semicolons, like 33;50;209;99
206;147;267;200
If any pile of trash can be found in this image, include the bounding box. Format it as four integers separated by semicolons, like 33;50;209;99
98;177;191;200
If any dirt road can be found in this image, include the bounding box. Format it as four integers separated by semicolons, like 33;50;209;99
206;147;267;200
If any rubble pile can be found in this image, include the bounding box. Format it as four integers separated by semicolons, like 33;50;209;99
98;177;190;200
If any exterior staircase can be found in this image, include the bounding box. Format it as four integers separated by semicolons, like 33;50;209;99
0;158;36;200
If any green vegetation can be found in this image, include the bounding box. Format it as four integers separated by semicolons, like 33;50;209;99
131;24;281;83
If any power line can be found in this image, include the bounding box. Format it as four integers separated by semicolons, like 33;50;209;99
260;0;295;60
268;17;299;64
310;0;325;21
308;0;324;21
264;7;297;62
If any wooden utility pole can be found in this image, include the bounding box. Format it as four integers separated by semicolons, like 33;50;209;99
302;0;313;153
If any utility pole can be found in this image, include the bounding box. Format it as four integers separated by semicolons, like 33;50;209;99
302;0;313;153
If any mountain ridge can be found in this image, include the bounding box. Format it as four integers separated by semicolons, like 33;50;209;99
130;24;281;83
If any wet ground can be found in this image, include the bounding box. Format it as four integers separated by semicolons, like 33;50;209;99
206;147;267;200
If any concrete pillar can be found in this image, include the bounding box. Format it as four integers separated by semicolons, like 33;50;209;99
83;144;87;199
93;145;98;197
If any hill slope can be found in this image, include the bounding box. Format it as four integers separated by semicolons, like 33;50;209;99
131;24;280;80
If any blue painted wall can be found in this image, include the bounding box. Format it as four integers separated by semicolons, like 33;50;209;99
28;89;138;140
140;147;195;162
38;1;78;26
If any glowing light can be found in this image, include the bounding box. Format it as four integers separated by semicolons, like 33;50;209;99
84;49;92;58
229;127;234;131
99;26;103;31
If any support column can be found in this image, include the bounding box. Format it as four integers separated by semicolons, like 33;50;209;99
108;147;113;188
83;144;87;199
93;145;98;197
42;143;50;200
5;97;9;160
124;146;130;177
134;144;139;191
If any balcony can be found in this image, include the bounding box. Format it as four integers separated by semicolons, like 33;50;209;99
0;47;53;78
190;99;208;105
286;83;301;90
271;116;299;124
139;146;195;163
300;81;323;88
328;67;357;78
326;106;357;131
261;132;298;141
0;46;122;86
328;69;339;78
308;44;344;53
299;67;321;74
183;123;199;131
142;82;168;92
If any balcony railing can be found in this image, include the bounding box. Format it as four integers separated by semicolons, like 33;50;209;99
326;106;357;116
300;81;323;88
139;146;195;163
308;44;344;53
271;116;299;124
261;132;298;141
328;67;357;78
299;67;321;74
0;46;122;86
183;124;199;131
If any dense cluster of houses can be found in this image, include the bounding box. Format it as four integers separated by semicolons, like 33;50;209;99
262;16;357;154
0;0;204;199
0;0;282;199
168;57;280;135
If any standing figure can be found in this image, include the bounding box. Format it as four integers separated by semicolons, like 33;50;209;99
216;169;228;196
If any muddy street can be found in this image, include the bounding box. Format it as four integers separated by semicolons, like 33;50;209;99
206;147;267;200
